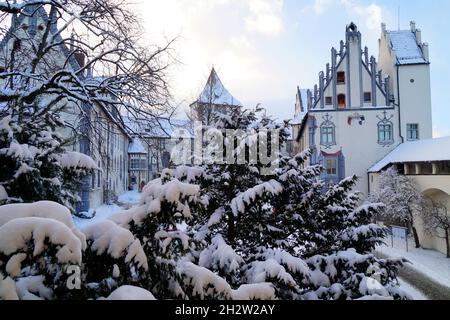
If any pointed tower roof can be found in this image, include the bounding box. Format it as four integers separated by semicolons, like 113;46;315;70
197;68;242;107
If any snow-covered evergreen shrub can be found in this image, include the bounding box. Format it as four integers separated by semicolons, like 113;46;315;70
188;107;406;300
0;217;83;300
81;220;149;299
0;111;96;211
108;170;215;299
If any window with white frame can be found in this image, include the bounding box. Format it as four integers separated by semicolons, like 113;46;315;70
325;158;337;175
377;112;394;146
320;114;336;148
407;124;419;141
321;126;334;144
378;123;393;142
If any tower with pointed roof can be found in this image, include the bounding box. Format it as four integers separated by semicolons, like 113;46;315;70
190;68;242;125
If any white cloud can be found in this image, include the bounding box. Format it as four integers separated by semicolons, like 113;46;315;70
312;0;383;30
341;0;382;30
245;0;284;36
133;0;283;116
313;0;334;15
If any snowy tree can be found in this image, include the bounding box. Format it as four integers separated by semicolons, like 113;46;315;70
107;169;226;299
0;109;96;211
188;107;406;300
0;0;175;123
0;1;176;204
370;167;423;248
80;220;149;299
421;200;450;258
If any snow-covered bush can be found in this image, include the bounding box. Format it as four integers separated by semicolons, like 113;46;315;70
100;285;156;300
109;171;208;299
81;220;149;298
0;217;83;299
0;201;86;248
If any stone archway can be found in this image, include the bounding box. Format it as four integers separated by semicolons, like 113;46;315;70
417;188;450;255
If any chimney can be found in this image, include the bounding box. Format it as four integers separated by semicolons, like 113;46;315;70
415;28;422;45
410;21;416;33
381;22;386;33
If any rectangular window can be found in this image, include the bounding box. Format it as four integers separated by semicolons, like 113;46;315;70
378;124;392;142
337;72;345;84
321;127;334;144
407;124;419;141
325;158;337;175
325;96;332;105
364;92;372;103
130;159;140;169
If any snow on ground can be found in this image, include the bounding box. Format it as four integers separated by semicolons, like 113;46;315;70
398;277;429;300
118;190;141;206
376;241;450;289
73;190;141;229
73;203;122;229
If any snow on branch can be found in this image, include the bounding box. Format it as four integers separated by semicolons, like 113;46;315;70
0;201;86;248
55;151;99;170
0;217;83;275
82;220;148;271
230;180;283;215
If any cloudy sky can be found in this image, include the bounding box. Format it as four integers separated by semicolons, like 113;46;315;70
135;0;450;138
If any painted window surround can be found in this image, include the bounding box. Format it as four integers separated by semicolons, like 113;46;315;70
320;114;336;149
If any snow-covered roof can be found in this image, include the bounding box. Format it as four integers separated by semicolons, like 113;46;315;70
197;68;242;107
0;5;82;72
388;30;427;65
128;137;147;154
368;137;450;172
298;89;309;111
124;117;192;139
291;88;310;125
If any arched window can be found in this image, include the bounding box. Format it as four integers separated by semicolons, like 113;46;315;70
338;94;346;109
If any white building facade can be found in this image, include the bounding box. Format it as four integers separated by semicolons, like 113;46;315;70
293;22;432;196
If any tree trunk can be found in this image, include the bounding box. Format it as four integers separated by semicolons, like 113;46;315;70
408;210;421;248
445;228;450;259
412;225;421;249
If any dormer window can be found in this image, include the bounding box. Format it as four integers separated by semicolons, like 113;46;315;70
337;71;345;84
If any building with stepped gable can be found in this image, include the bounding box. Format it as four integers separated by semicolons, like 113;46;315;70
293;22;432;196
